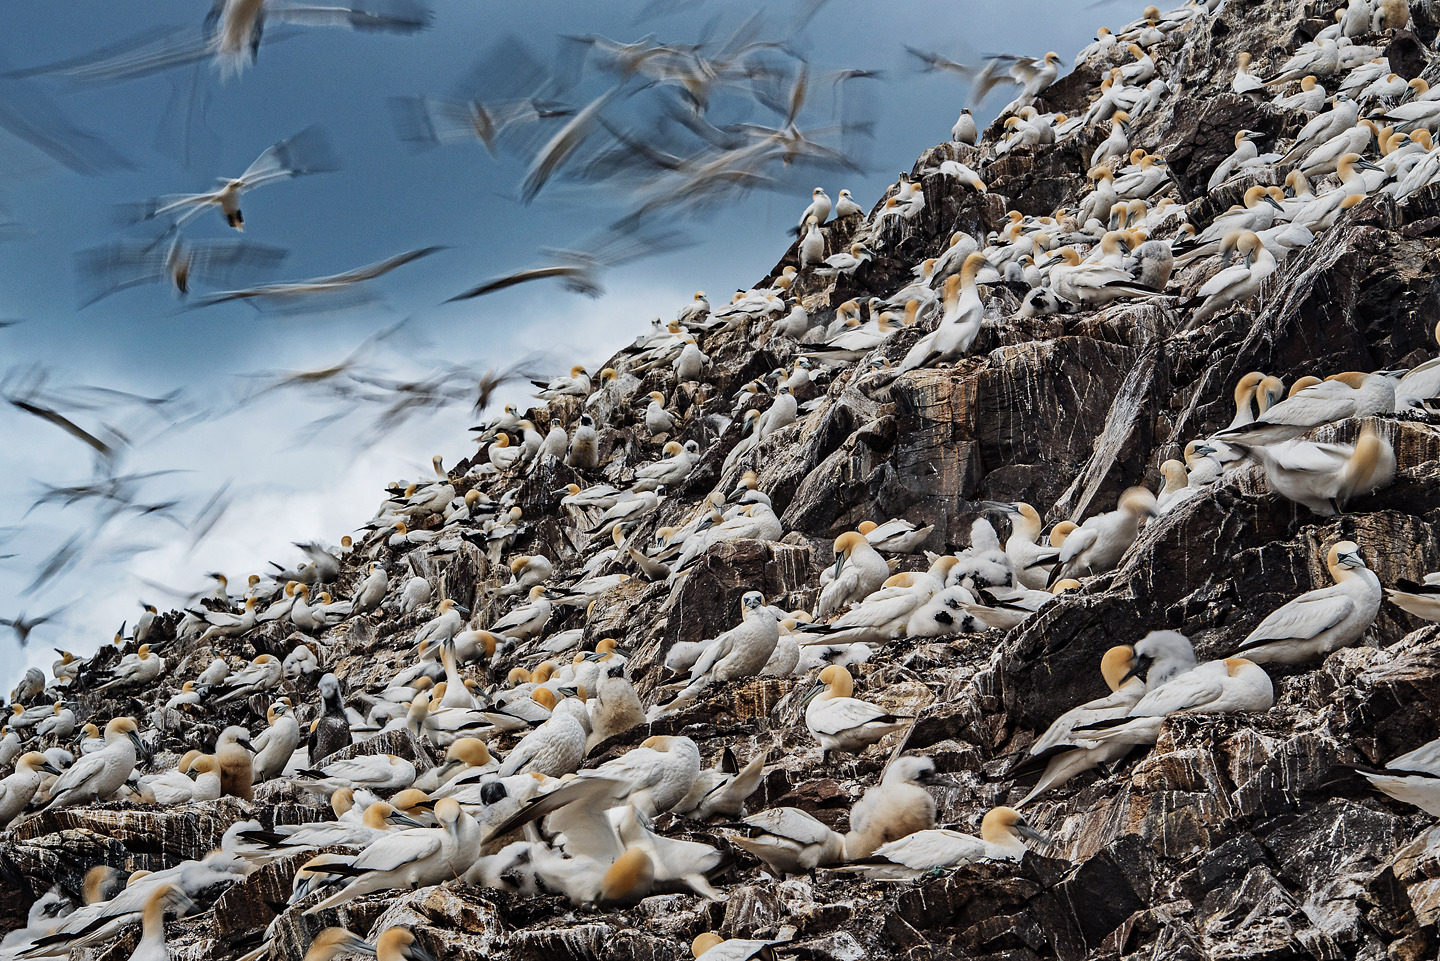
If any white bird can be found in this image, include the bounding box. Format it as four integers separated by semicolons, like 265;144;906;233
1071;657;1274;746
836;807;1049;879
533;365;591;399
1208;130;1264;190
893;256;987;374
0;753;55;828
97;643;167;691
43;717;142;810
496;708;587;778
215;654;284;703
1355;737;1440;815
834;188;865;218
798;187;832;229
126;883;194;961
859;518;934;555
489;586;555;641
804;665;911;759
1215;371;1398;444
952;109;978;144
671;747;766;819
1232;424;1395;515
1051;487;1157;581
1234;540;1382;664
1385;573;1440;621
305;798;480;913
630;442;698;492
251;703;301;783
129;126;337;231
726;806;847;876
296;754;417;795
816;531;890;618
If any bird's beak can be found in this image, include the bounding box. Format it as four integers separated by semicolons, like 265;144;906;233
239;737;256;754
453;605;471;617
1357;158;1384;172
831;552;847;580
800;681;826;706
407;945;439;961
128;731;146;751
387;811;427;828
1016;820;1052;846
1120;653;1153;684
1264;195;1283;210
437;758;462;777
1244;130;1264;140
40;762;63;776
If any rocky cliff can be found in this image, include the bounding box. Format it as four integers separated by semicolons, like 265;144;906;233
6;1;1440;960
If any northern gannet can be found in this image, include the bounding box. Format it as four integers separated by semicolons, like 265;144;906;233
1235;540;1381;663
1232;423;1395;515
125;883;194;961
533;365;592;399
1016;644;1148;804
1050;487;1157;581
0;753;55;828
1215;371;1398;444
892;257;987;373
1355;737;1440;814
816;532;890;618
859;518;934;555
215;654;283;702
836;807;1049;879
97;644;167;691
296;753;416;795
630;441;698;492
798;187;832;229
251;702;300;782
306;798;480;913
804;665;911;758
1209;130;1265;190
1385;573;1440;620
1183;231;1276;328
726;806;847;876
1231;52;1264;100
671;747;766;819
43;717;142;809
1073;657;1274;746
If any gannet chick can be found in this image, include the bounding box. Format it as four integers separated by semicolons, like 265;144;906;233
587;665;645;749
215;726;256;801
845;756;950;857
726;806;847;876
567;413;599;469
836;807;1049;879
816;532;890;618
1235;541;1381;664
310;673;352;765
804;665;911;759
1050;487;1157;582
1073;657;1274;746
44;718;142;810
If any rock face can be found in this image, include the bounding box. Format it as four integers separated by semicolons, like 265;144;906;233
8;2;1440;960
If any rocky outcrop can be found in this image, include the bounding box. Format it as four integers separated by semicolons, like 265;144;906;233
7;1;1440;959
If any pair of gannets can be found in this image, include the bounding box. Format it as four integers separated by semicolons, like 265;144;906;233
302;927;435;961
1018;631;1195;803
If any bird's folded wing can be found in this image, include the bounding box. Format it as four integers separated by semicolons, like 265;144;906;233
1240;593;1354;647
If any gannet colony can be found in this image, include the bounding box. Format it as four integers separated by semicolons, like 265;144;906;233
10;0;1440;959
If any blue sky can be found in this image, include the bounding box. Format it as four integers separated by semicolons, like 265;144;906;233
0;0;1102;690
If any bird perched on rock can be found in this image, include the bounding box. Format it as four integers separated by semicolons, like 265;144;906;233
1234;541;1381;664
